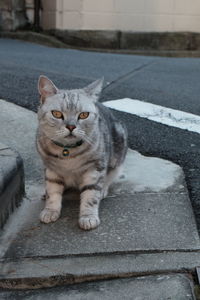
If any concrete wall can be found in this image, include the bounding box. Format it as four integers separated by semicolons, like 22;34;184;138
25;0;34;24
0;0;27;30
41;0;200;33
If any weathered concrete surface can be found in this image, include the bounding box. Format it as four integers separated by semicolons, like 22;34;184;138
0;143;24;228
120;32;200;51
0;274;195;300
0;252;200;290
1;189;199;259
0;100;43;182
116;149;186;193
0;31;69;49
1;32;200;57
51;29;120;49
0;145;198;259
0;0;27;31
48;29;200;52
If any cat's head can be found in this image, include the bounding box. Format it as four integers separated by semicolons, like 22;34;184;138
37;76;103;146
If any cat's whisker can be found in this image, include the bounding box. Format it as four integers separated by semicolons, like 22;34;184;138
77;131;94;146
54;131;66;137
82;136;94;146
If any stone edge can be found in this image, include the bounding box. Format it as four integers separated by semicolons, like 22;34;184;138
1;31;200;57
0;144;25;229
0;274;196;300
0;251;199;290
50;30;200;51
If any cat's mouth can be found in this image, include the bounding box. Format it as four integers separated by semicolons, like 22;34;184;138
64;133;76;139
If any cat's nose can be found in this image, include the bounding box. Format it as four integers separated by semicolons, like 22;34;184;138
66;125;76;132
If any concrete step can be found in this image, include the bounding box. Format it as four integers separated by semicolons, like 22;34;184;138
0;274;196;300
0;143;24;229
1;249;200;290
0;99;43;182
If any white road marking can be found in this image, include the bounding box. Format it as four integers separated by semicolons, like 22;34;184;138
104;98;200;134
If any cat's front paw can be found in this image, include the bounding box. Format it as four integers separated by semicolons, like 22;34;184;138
79;215;100;230
40;208;60;223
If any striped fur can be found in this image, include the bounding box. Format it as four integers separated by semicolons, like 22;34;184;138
37;76;128;230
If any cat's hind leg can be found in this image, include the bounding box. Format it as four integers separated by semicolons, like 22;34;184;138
103;165;124;198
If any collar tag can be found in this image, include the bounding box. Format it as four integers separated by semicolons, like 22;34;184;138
62;147;69;157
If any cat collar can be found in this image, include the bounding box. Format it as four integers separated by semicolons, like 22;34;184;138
51;140;83;157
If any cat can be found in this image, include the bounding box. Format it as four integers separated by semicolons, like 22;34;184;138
36;75;128;230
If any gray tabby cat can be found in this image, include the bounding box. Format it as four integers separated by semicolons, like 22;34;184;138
37;76;128;230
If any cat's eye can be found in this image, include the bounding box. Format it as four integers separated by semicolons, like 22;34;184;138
79;112;89;119
52;110;63;119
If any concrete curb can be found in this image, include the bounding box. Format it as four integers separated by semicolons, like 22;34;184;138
0;251;200;289
50;30;200;51
0;274;196;300
0;31;68;49
0;143;24;229
1;31;200;57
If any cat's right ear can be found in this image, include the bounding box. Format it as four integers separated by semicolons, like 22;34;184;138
38;76;58;103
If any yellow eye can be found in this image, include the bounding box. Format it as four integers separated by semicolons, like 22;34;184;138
52;110;63;119
79;112;89;119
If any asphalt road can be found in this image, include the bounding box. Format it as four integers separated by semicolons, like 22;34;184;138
1;38;200;231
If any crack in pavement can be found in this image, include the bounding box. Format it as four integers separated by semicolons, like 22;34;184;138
102;60;158;93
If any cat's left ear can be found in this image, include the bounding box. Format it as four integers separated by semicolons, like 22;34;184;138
38;75;58;103
84;77;104;102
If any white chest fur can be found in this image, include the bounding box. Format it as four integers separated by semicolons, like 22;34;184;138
44;150;94;188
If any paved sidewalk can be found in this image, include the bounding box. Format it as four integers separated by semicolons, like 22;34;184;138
0;99;199;299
